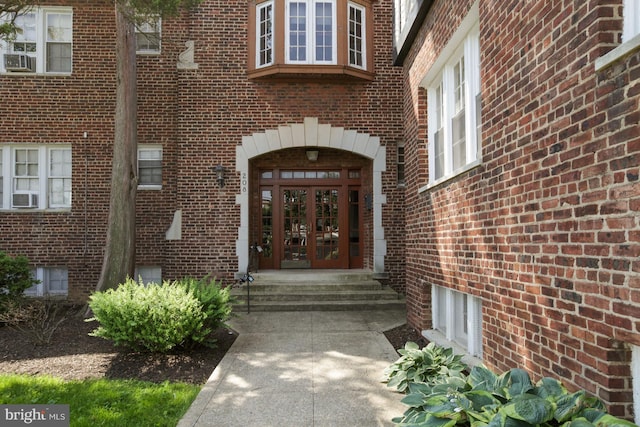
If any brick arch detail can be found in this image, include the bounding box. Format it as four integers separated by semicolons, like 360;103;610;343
235;117;387;276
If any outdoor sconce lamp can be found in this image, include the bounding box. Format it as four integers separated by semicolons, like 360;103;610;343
306;149;319;162
214;164;226;188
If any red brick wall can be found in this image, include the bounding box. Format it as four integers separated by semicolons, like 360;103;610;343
0;1;406;299
403;0;639;417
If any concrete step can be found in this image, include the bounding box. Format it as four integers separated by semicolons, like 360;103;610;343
230;269;405;312
232;289;401;302
231;298;407;312
235;280;384;292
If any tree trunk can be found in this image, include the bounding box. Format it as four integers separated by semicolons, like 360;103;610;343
95;2;138;292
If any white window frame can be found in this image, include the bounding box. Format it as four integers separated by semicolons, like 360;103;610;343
25;267;68;297
256;1;274;68
136;16;161;54
420;3;480;189
285;0;337;65
430;285;483;359
633;345;640;425
48;148;72;208
137;146;162;189
623;0;640;43
0;6;73;74
348;1;366;69
135;266;162;286
0;145;72;210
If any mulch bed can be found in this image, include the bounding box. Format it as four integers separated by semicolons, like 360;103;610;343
0;311;423;384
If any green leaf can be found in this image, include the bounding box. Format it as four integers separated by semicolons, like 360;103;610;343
402;392;429;408
465;390;502;411
555;390;586;422
469;366;498;391
562;418;597;427
502;394;554;424
535;377;567;399
505;369;533;398
592;413;638;427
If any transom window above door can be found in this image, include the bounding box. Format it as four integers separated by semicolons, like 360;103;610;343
248;0;374;80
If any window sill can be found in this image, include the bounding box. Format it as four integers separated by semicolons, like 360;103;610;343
422;329;482;368
248;64;374;82
138;185;162;190
1;71;72;77
0;208;71;213
418;159;482;194
595;33;640;71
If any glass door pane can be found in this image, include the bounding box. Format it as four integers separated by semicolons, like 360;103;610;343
314;189;339;262
282;189;309;268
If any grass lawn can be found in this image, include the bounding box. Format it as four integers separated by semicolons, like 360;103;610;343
0;374;200;426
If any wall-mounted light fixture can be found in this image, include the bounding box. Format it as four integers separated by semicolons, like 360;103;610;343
306;149;319;162
214;164;226;188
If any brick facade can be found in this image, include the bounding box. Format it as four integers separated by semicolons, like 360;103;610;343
0;0;405;299
3;0;639;419
402;0;639;418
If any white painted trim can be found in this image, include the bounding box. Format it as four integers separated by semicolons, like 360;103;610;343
235;117;386;276
595;33;640;71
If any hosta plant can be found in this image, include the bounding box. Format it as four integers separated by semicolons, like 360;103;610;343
383;341;467;393
393;365;637;427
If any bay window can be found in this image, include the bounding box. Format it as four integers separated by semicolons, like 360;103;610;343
249;0;373;79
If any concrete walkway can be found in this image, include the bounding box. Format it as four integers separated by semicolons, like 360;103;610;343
178;310;408;427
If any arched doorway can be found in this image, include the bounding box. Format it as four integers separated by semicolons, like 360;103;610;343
235;118;387;274
252;150;367;270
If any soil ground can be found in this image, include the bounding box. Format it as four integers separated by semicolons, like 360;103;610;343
0;311;424;384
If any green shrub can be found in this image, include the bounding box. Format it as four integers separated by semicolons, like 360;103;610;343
176;276;234;347
87;278;208;352
393;365;637;427
383;341;467;393
0;251;39;312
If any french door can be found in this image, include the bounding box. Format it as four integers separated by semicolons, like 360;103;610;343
258;182;362;270
281;187;343;269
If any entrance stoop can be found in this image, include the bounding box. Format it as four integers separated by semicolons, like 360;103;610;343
230;270;406;312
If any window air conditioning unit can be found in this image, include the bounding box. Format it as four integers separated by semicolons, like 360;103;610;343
12;193;39;208
4;54;36;72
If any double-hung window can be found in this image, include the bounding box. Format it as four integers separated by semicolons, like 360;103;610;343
1;7;73;74
432;285;483;358
423;8;480;186
136;17;161;54
48;148;72;207
0;145;72;210
286;0;336;64
138;146;162;189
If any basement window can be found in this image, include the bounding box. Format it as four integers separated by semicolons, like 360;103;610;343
25;267;69;297
427;285;483;363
